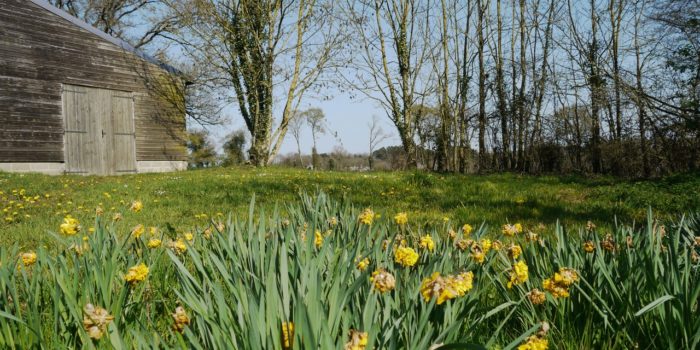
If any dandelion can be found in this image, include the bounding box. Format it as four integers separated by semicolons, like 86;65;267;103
508;260;529;288
83;303;114;340
358;208;376;225
20;251;37;267
527;289;546;305
583;241;595;253
419;235;435;252
124;263;149;285
356;257;370;271
314;230;324;248
370;268;395;293
147;238;162;248
394;212;408;226
281;322;294;350
508;244;522;259
131;224;145;239
518;335;548;350
394;246;419;267
344;329;369;350
171;306;190;333
462;224;473;236
59;215;80;236
130;200;143;213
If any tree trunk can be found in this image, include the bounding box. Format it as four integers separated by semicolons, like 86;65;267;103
477;0;487;172
496;0;510;171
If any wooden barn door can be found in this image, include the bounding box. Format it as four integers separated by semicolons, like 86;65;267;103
108;91;137;174
62;85;137;175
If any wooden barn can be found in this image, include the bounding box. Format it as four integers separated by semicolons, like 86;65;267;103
0;0;188;175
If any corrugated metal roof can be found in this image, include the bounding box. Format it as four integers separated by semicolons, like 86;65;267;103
28;0;181;75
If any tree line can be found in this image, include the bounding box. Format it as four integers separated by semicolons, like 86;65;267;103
49;0;700;177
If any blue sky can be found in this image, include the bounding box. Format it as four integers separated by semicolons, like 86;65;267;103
205;93;399;157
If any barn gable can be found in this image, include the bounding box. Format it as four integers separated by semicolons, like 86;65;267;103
0;0;187;175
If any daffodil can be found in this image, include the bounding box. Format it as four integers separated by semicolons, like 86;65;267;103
281;322;294;349
462;224;473;236
419;235;435;252
507;260;529;288
394;246;419;267
20;251;37;267
518;335;548;350
59;215;80;236
147;238;162;248
83;303;114;340
344;329;369;350
394;212;408;226
171;306;190;333
358;208;376;225
130;200;143;213
314;230;323;248
356;257;370;271
124;263;149;285
370;268;395;293
131;224;145;238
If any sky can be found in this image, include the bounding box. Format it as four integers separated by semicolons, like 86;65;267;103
204;93;400;158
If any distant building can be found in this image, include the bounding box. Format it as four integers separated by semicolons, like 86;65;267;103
0;0;188;175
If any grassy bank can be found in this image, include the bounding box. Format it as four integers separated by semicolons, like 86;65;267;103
1;167;699;248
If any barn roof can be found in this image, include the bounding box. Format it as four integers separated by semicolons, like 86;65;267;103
29;0;181;76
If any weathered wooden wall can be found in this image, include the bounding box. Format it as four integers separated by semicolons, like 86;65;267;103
0;0;186;163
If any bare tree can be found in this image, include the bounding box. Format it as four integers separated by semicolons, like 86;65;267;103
343;0;432;169
288;111;305;167
48;0;175;49
302;108;326;169
368;115;391;169
163;0;345;166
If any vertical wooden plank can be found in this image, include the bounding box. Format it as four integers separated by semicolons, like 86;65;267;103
63;84;94;174
110;91;137;174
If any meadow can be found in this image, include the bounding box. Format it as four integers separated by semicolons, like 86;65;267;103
2;166;699;248
0;168;699;349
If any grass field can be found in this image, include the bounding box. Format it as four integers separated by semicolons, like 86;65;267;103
0;167;699;348
1;167;699;248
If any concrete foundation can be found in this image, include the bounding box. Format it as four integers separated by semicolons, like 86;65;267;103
136;160;187;173
0;162;66;175
0;161;187;175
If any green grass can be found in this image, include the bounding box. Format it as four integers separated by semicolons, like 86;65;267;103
1;166;699;248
